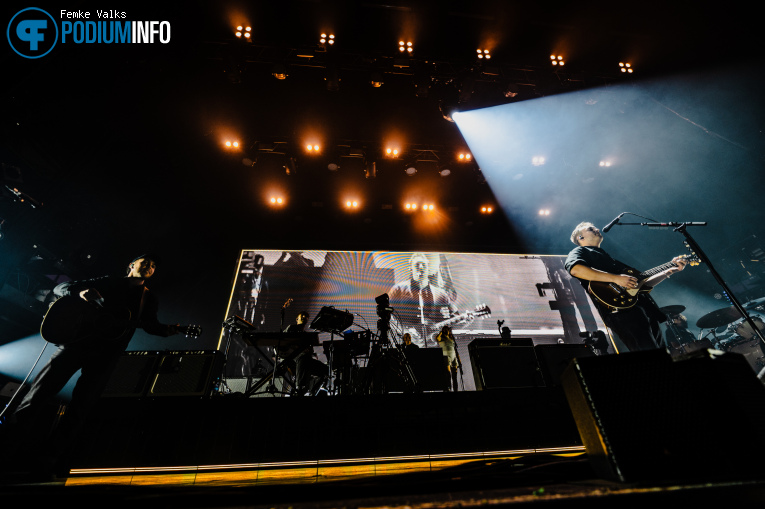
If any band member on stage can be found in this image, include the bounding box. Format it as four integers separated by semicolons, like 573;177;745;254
284;312;327;396
388;253;458;347
664;313;697;353
4;254;183;475
436;325;462;391
565;222;687;352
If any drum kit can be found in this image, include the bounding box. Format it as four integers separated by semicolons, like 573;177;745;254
691;297;765;368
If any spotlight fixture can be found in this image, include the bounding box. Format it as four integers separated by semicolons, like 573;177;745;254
532;156;545;166
398;41;413;53
619;62;633;73
344;200;360;209
224;140;240;149
305;144;321;153
538;209;551;216
284;156;297;175
550;55;565;66
405;166;417;176
503;83;520;98
439;167;451;177
457;152;472;162
272;63;288;80
599;161;612;167
422;204;435;212
405;203;418;211
235;26;251;38
385;148;400;158
320;33;335;45
269;196;285;207
480;206;494;214
365;161;377;179
477;49;491;60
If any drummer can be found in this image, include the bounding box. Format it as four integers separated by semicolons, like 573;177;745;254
664;313;696;352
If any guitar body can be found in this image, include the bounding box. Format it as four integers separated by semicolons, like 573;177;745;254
587;268;650;310
40;295;132;346
586;254;700;311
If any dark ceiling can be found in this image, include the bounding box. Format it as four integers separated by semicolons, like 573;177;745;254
1;0;763;346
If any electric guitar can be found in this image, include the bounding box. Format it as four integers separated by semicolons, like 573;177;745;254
399;303;492;344
40;295;202;346
587;254;700;311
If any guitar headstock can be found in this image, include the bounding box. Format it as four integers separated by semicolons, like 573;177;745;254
473;303;491;317
682;242;702;267
179;324;203;338
678;253;701;267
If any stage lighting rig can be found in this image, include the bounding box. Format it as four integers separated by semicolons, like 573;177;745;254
619;62;633;73
550;55;565;66
477;49;491;60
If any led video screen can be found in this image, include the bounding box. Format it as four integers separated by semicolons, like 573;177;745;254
220;250;608;392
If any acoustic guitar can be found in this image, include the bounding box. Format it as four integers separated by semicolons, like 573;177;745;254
40;295;202;345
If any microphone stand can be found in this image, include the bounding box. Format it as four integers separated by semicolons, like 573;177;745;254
612;220;765;378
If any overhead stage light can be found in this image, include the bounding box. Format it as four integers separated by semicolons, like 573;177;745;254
477;49;491;60
532;156;545;166
272;64;288;80
539;209;551;216
480;206;494;214
550;55;565;66
398;41;413;53
458;152;472;161
619;62;633;73
599;161;612;167
306;144;321;153
386;147;399;158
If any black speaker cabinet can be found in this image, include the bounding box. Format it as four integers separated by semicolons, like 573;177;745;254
534;344;594;387
385;348;446;392
102;351;161;397
468;339;543;389
562;349;765;482
103;350;223;398
148;351;224;397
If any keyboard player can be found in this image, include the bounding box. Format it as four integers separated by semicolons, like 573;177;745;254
284;312;328;396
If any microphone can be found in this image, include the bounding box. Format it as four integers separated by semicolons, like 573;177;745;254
602;213;625;233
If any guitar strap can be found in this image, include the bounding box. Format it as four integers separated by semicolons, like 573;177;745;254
137;285;147;323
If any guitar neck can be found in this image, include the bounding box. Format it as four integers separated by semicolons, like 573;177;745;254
640;260;679;278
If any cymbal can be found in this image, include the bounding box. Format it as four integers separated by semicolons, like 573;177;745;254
744;297;765;310
660;305;686;315
696;306;743;329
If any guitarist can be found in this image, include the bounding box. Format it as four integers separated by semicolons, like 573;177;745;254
8;254;182;473
565;222;687;352
388;253;458;347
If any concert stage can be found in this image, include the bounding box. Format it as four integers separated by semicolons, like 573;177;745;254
5;349;765;507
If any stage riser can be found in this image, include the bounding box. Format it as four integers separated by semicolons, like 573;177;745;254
562;350;765;483
69;389;581;469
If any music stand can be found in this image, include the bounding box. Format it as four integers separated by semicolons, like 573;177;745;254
310;307;354;334
310;307;353;394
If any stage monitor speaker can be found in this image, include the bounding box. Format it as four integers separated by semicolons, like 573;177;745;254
562;349;765;483
534;344;594;387
102;351;161;397
468;339;543;389
384;348;446;392
148;351;224;397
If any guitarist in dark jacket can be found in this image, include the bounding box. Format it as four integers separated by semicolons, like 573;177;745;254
565;222;686;352
8;254;181;473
